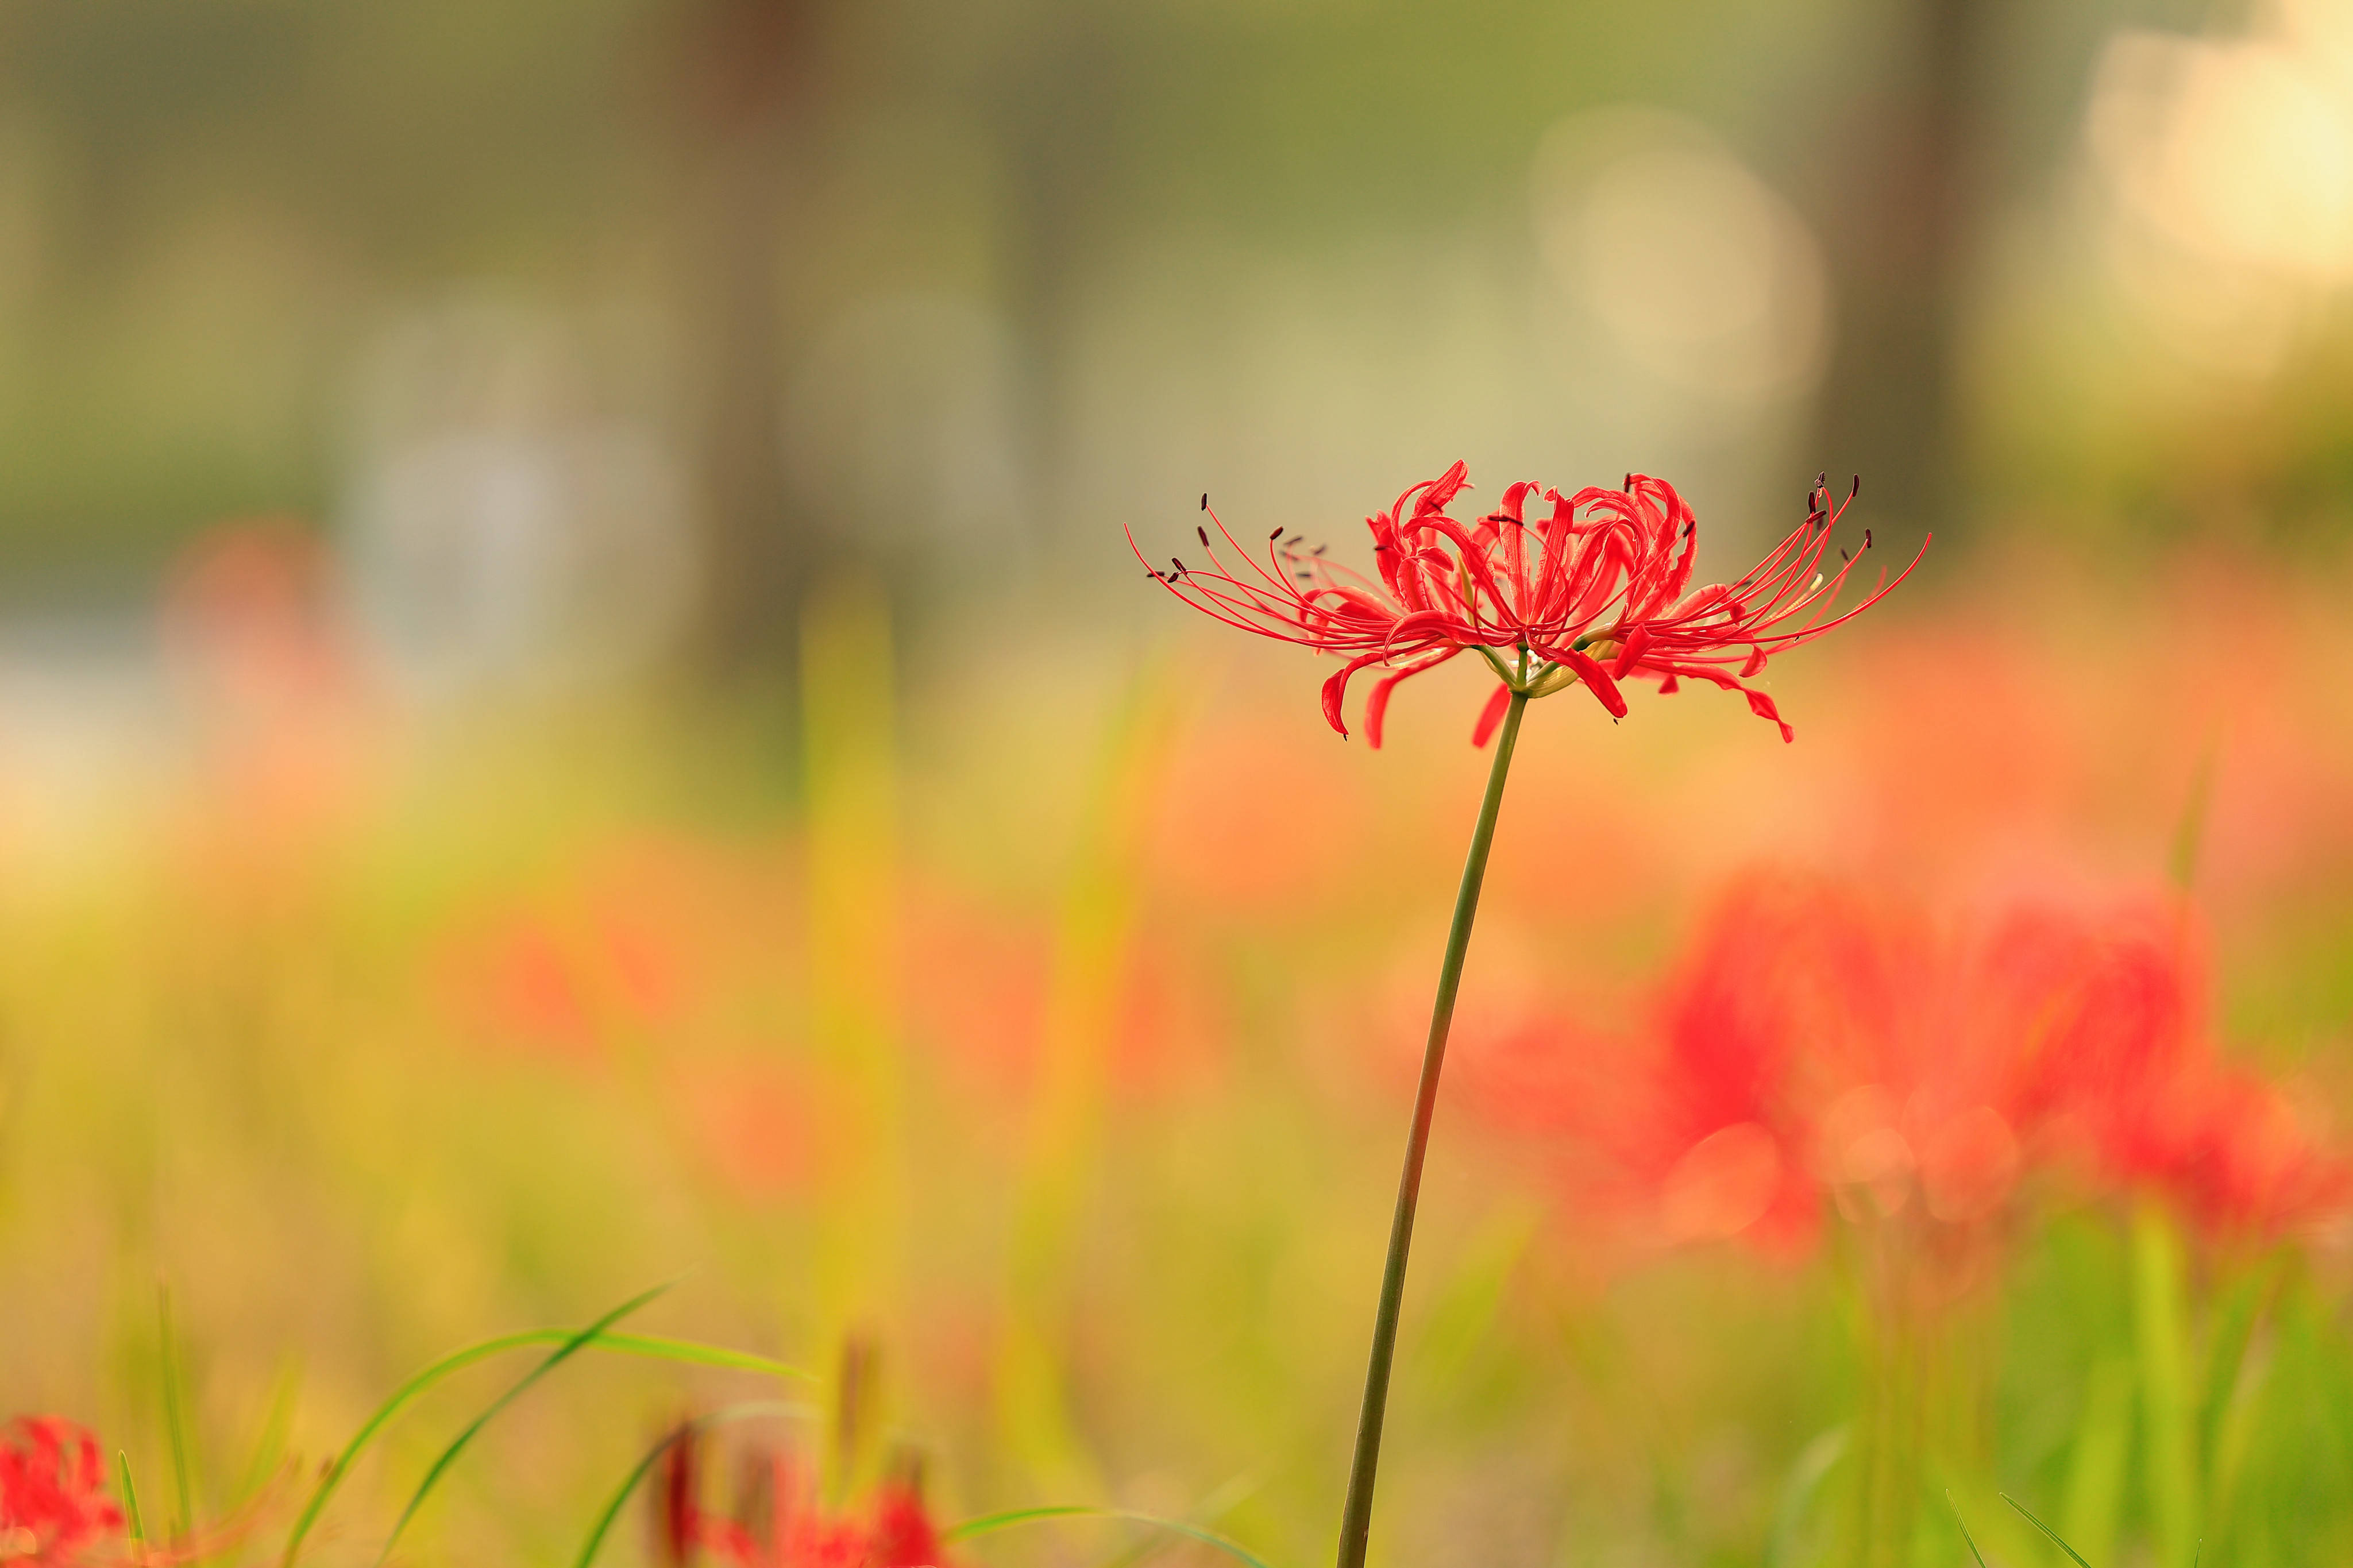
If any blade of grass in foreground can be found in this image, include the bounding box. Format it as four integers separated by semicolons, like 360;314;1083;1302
118;1451;146;1547
571;1400;816;1568
234;1357;303;1511
280;1299;813;1568
371;1286;670;1564
1094;1472;1262;1568
2005;1492;2097;1568
944;1505;1276;1568
158;1286;198;1543
1947;1491;1989;1568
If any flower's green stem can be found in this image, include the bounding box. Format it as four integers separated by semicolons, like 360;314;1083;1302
1334;688;1529;1568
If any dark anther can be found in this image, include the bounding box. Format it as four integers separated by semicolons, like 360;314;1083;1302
1816;470;1829;489
1197;526;1212;548
1270;527;1284;541
1840;547;1851;563
1200;493;1209;510
1682;522;1694;539
1864;528;1873;549
1847;475;1860;501
1171;557;1186;574
1374;543;1390;553
1285;534;1303;547
1313;543;1328;555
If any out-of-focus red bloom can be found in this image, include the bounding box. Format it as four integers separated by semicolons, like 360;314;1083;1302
0;1418;124;1566
655;1430;951;1568
2110;1067;2350;1235
1599;872;2344;1260
160;519;381;866
1136;466;1918;747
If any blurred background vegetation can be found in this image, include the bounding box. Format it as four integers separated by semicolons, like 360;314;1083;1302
6;1;2353;1565
11;0;2353;636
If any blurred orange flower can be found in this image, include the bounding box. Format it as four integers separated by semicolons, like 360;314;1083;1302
160;518;380;859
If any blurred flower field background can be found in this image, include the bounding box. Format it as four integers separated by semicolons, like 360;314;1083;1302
9;1;2353;1565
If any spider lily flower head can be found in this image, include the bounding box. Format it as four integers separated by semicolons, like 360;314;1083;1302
1596;473;1923;743
0;1418;124;1566
1135;465;1920;747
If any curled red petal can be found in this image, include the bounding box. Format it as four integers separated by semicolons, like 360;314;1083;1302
1383;608;1457;652
1417;460;1472;517
1469;683;1513;747
1318;651;1389;739
1611;623;1651;679
1744;686;1794;742
1364;648;1460;747
1558;648;1629;719
1364;670;1409;750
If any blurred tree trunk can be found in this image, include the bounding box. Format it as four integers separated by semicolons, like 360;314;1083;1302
673;0;818;677
1810;0;1989;536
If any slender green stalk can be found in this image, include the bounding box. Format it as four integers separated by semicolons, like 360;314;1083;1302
157;1286;196;1544
117;1451;146;1546
1334;688;1527;1568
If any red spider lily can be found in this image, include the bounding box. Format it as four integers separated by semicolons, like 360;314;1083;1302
1135;465;1920;747
1605;873;2345;1256
0;1418;124;1567
656;1431;951;1568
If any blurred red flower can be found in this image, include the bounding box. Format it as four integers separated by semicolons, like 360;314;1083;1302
0;1418;123;1567
1597;873;2343;1260
655;1430;951;1568
1137;466;1915;747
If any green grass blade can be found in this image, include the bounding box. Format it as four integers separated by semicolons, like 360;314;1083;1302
2060;1354;2134;1567
118;1451;146;1544
571;1400;815;1568
1767;1426;1846;1567
942;1505;1276;1568
373;1284;671;1564
593;1332;811;1380
2004;1492;2097;1568
1093;1473;1262;1568
1946;1491;1988;1568
2132;1205;2201;1568
279;1320;812;1568
237;1357;303;1509
280;1330;565;1567
158;1285;196;1542
944;1504;1103;1540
